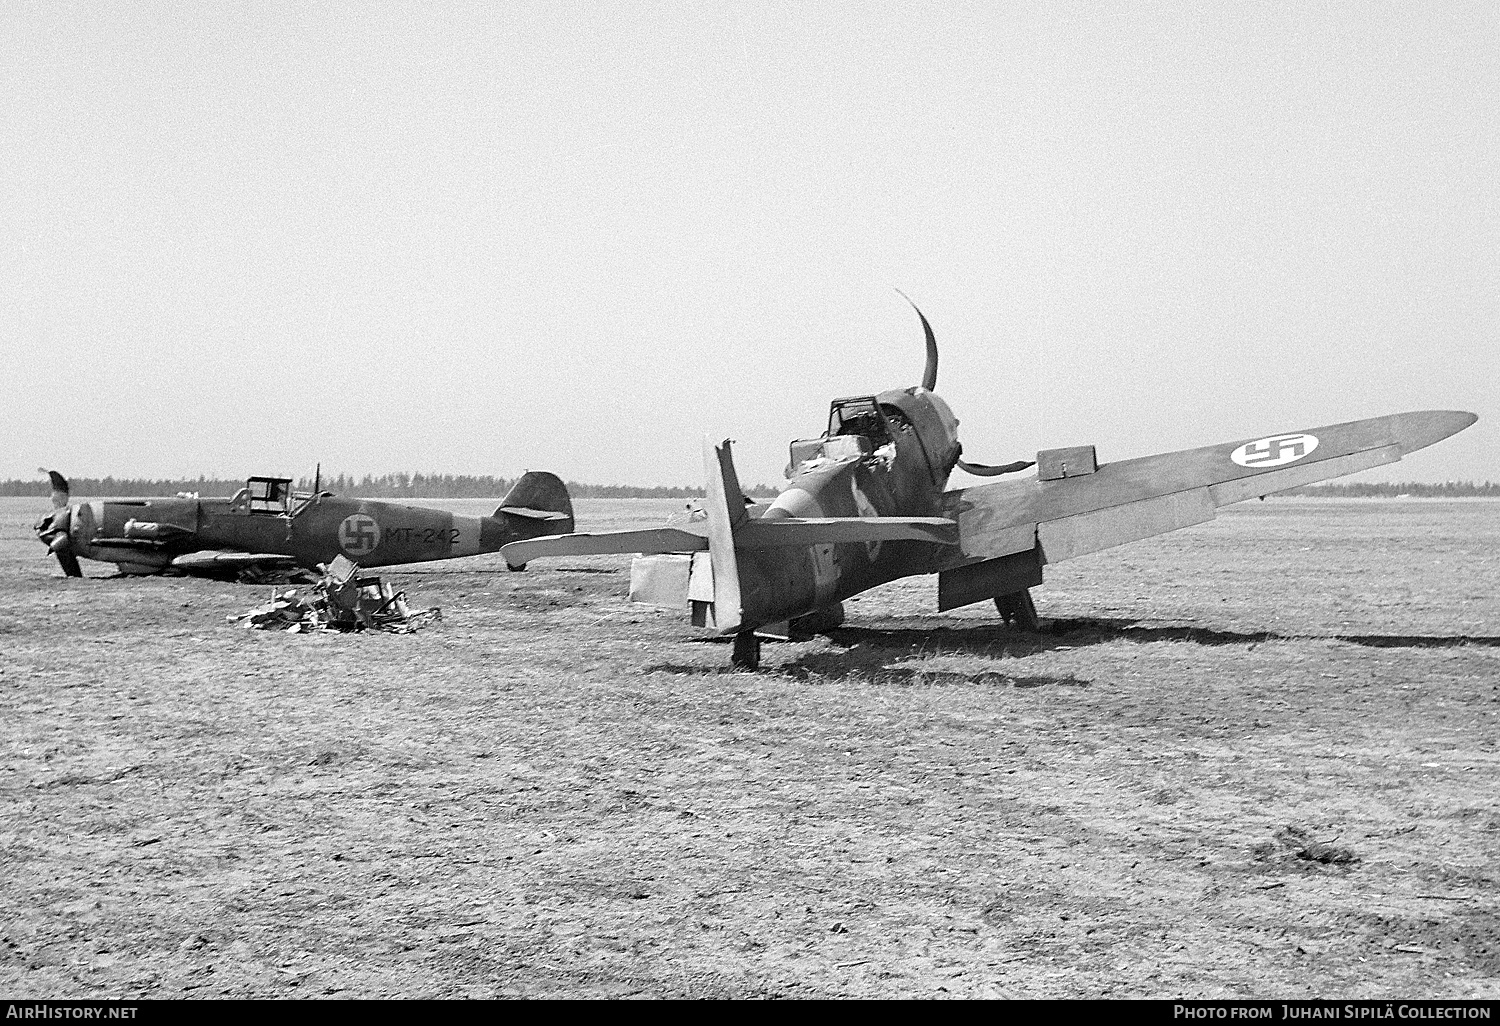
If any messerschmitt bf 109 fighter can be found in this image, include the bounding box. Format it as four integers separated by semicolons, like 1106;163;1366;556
502;302;1477;669
34;469;574;579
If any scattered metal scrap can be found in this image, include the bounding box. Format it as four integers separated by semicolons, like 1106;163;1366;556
229;556;440;634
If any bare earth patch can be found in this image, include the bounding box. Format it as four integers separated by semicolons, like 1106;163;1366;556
2;497;1497;998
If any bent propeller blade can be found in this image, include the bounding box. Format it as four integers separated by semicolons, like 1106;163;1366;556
46;470;70;509
895;289;938;390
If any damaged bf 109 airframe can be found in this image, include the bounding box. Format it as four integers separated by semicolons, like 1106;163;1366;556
502;299;1477;670
35;470;574;579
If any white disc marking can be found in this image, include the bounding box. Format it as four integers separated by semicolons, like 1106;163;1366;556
1231;433;1319;469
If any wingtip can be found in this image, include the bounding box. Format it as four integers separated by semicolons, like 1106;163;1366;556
1391;410;1479;456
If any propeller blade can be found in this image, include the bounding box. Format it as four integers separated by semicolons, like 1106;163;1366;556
36;505;81;575
41;513;83;577
895;289;938;391
45;469;70;508
957;459;1036;477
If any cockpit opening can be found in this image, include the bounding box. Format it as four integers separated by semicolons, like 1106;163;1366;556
827;396;890;448
246;477;293;515
785;396;910;477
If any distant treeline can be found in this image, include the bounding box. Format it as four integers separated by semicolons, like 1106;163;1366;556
1277;481;1500;498
0;472;779;499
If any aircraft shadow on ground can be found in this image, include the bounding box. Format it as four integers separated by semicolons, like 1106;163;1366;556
826;618;1500;654
1035;617;1500;651
648;618;1500;681
655;630;1093;687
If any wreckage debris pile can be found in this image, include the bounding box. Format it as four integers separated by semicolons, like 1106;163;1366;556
230;586;440;633
229;561;440;634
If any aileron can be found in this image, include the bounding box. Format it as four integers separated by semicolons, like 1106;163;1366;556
1038;487;1215;564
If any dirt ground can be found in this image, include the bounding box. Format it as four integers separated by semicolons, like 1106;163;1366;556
2;496;1497;999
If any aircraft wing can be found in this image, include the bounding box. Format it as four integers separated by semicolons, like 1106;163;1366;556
90;538;172;551
943;410;1477;574
168;551;302;573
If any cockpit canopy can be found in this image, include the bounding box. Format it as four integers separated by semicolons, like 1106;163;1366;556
828;396;890;446
246;477;293;515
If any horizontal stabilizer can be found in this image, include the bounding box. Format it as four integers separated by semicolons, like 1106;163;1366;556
496;506;572;521
737;516;958;548
502;526;710;563
502;515;959;562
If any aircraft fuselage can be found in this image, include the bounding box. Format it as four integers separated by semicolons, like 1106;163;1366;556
733;385;962;630
38;475;574;577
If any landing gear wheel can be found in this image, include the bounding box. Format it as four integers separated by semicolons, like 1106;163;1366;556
732;631;761;670
506;563;527;572
995;589;1039;632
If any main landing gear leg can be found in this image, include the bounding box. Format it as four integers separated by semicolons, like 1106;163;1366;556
731;631;761;670
995;589;1039;632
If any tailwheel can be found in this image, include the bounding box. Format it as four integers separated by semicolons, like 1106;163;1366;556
994;589;1039;631
731;630;761;670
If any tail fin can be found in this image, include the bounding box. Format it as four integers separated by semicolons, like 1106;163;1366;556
497;472;575;535
698;437;745;633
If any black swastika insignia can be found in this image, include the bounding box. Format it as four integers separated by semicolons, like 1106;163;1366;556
1241;436;1306;464
340;515;379;554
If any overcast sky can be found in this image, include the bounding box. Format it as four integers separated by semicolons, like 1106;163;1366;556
3;1;1495;489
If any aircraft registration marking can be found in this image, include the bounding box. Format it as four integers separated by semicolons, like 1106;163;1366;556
383;526;461;546
339;514;381;557
1230;433;1319;469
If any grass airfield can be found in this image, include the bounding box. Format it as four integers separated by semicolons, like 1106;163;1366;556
2;496;1498;998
